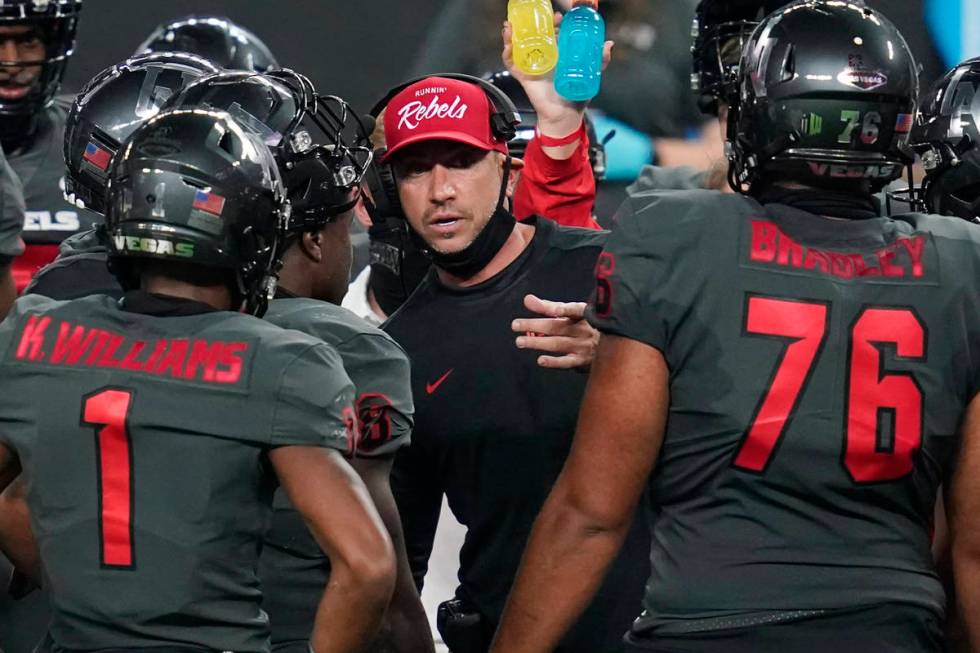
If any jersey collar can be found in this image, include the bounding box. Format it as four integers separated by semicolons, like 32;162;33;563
120;290;220;316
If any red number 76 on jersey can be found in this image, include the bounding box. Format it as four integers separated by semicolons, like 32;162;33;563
734;295;925;483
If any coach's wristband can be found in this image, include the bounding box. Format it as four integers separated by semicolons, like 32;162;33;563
535;122;586;147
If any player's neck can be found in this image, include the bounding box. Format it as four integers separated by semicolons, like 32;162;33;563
141;276;235;311
278;244;310;299
436;222;535;289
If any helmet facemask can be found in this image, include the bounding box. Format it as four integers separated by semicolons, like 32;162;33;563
0;0;80;145
162;69;374;235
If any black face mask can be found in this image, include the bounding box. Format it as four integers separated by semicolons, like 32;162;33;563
417;156;516;280
367;216;432;316
418;203;516;280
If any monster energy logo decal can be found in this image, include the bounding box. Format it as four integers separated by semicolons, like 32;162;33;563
802;113;823;137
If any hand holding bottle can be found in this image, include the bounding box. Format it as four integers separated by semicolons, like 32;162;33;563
554;0;606;101
503;12;612;158
508;0;559;75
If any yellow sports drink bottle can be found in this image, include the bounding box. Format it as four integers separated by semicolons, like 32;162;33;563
508;0;558;75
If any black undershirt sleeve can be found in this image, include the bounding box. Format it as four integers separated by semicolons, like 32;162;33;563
390;439;445;593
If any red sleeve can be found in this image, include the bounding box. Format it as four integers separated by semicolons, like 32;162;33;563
512;126;600;230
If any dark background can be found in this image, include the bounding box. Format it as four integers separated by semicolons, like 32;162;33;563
63;1;448;114
62;1;947;117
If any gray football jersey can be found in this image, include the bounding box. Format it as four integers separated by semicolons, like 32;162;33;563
260;296;414;644
590;189;980;630
0;293;356;651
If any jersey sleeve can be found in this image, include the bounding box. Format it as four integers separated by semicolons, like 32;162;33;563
271;342;357;453
336;332;415;458
587;191;713;354
0;151;24;261
512;128;601;230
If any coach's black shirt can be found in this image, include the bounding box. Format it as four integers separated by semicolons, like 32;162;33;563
385;216;649;651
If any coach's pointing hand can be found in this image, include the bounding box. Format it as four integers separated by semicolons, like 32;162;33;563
513;293;599;370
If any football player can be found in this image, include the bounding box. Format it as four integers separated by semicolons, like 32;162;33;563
0;51;213;653
491;3;979;651
23;66;435;652
0;0;92;291
0;108;395;652
160;69;435;653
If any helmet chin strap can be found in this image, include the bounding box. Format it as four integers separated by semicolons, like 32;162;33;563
418;155;517;280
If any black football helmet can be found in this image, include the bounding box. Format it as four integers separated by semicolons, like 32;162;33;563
691;0;795;116
909;57;980;222
135;15;278;73
727;0;918;194
105;108;289;315
0;0;81;138
484;70;607;180
161;69;373;231
64;52;219;214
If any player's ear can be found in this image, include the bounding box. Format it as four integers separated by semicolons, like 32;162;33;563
300;230;324;264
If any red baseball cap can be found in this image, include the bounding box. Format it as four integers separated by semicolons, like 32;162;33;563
382;77;511;162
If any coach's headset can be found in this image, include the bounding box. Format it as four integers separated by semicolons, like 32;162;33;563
363;73;522;222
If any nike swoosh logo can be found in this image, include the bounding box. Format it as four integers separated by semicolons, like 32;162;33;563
426;369;454;395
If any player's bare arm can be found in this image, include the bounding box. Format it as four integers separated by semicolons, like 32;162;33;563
350;455;436;653
0;442;38;594
0;475;40;588
270;445;396;653
948;393;980;650
513;294;600;370
490;334;668;652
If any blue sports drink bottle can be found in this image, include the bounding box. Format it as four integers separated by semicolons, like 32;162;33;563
554;0;605;102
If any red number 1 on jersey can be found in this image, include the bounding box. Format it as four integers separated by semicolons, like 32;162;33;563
734;296;925;483
82;388;135;568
